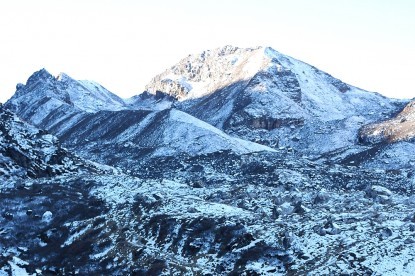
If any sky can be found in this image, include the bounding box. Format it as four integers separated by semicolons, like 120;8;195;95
0;0;414;103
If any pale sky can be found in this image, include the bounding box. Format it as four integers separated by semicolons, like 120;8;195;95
0;0;414;103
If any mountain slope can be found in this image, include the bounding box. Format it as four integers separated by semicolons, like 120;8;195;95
52;108;274;169
2;128;414;274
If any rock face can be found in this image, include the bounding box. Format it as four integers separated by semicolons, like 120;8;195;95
359;100;415;144
2;46;415;275
0;104;98;183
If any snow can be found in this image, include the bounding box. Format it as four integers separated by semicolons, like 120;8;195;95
29;97;65;125
8;257;33;276
264;46;397;121
42;211;53;223
142;45;406;160
114;111;160;143
371;185;393;196
90;245;115;260
146;46;267;101
245;261;285;275
65;78;126;112
8;70;127;117
63;223;94;247
363;247;415;275
41;134;56;144
363;142;415;169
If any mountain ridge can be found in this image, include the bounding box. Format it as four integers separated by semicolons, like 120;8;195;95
5;46;411;166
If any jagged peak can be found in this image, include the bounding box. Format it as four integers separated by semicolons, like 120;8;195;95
197;45;263;58
26;68;54;85
145;45;278;99
216;45;242;56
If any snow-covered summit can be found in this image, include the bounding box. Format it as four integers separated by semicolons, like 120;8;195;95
145;45;268;100
55;73;127;112
145;45;399;116
3;47;410;165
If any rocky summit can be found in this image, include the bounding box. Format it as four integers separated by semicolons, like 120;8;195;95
1;46;415;275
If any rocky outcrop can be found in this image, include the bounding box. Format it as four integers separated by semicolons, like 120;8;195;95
0;105;105;182
359;100;415;144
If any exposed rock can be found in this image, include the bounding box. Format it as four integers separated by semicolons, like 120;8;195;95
359;100;415;144
42;211;53;223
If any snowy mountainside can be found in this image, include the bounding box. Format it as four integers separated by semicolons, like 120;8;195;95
341;99;415;170
57;72;127;112
142;46;406;157
145;45;267;100
51;108;274;169
4;69;130;157
7;103;413;274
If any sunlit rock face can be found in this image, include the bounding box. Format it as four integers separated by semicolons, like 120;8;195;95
359;100;415;144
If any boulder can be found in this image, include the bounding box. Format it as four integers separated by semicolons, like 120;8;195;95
42;211;53;223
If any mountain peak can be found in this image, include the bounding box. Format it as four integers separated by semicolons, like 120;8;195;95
26;68;54;86
145;45;270;100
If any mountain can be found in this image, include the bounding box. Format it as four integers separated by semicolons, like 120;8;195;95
143;46;406;158
350;99;415;170
2;46;415;274
0;104;287;274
